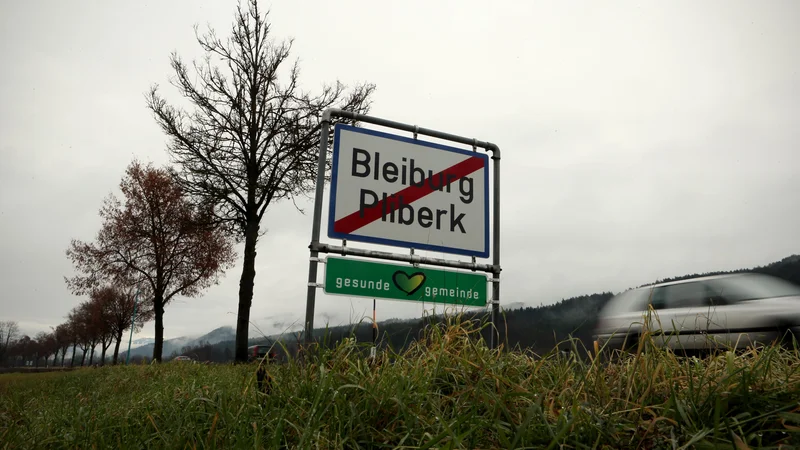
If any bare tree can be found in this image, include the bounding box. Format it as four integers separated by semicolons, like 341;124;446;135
146;0;375;362
0;321;20;364
1;321;20;348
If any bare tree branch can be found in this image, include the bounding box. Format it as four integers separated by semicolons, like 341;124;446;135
145;0;375;362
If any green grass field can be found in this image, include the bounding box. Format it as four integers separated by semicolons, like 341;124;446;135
2;319;800;449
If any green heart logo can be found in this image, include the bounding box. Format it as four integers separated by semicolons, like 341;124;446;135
392;271;426;296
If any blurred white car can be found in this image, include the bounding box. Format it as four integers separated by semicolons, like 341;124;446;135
593;272;800;352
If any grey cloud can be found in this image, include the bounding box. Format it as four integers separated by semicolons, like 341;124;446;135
1;0;798;340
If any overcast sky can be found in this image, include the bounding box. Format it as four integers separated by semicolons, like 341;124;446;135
1;1;798;341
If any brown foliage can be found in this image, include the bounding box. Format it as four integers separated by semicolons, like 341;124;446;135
52;322;73;366
33;332;58;366
92;284;154;364
66;160;236;361
67;301;102;365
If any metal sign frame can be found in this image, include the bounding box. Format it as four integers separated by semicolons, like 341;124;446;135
326;123;491;258
304;108;502;348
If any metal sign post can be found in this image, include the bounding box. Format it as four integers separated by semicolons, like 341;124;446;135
304;108;501;348
125;283;141;365
371;298;377;359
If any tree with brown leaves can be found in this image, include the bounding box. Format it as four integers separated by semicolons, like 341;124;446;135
68;302;97;366
66;160;236;362
64;320;79;367
146;0;376;362
93;284;154;364
34;331;57;367
87;293;116;365
52;322;74;367
7;335;32;367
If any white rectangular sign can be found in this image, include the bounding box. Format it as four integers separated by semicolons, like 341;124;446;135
327;124;489;258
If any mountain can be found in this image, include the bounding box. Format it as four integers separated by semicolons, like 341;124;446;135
126;337;192;359
127;326;235;359
194;326;236;346
130;337;155;348
643;254;800;286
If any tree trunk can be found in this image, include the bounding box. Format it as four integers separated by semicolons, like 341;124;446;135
153;297;165;362
100;342;109;366
235;217;259;363
70;343;77;367
80;347;87;366
113;330;123;365
89;344;95;365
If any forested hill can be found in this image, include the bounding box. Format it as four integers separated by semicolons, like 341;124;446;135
177;254;800;361
644;255;800;286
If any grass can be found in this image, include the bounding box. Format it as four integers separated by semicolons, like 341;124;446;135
1;316;799;449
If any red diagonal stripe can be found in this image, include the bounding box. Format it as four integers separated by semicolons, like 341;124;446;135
333;155;485;235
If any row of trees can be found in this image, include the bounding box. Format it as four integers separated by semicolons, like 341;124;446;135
62;0;374;363
5;159;235;366
65;161;237;363
4;0;374;364
0;326;59;368
1;286;153;367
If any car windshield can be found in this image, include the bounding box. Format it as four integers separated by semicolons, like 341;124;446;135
601;288;653;315
706;274;800;302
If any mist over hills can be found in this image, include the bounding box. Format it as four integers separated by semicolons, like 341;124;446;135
127;326;236;359
130;338;155;347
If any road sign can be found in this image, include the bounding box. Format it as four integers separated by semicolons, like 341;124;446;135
323;256;487;307
327;124;490;258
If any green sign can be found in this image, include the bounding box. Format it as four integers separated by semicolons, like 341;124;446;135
323;256;487;307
